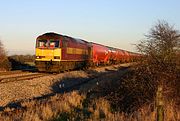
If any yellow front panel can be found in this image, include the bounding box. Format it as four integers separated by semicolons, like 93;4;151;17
35;48;61;61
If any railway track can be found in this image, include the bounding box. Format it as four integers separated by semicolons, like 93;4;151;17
0;71;28;76
0;73;51;84
0;63;134;86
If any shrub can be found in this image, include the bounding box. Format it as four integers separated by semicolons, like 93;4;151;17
92;20;180;113
0;40;11;71
136;20;180;102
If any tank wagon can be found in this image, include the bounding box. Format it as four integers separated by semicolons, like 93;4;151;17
35;32;139;72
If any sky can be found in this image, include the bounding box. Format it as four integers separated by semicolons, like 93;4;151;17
0;0;180;55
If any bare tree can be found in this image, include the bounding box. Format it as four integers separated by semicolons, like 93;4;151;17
0;40;6;62
137;20;180;102
0;40;11;71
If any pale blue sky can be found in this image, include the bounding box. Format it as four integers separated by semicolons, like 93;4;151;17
0;0;180;55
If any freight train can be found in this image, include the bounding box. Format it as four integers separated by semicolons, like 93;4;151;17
35;32;139;72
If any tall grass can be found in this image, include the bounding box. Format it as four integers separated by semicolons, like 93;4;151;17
0;91;85;121
0;90;179;121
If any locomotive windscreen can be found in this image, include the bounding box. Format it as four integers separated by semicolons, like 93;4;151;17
49;40;59;48
37;40;48;48
37;40;60;48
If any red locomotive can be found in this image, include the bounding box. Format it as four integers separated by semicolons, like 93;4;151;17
35;32;139;72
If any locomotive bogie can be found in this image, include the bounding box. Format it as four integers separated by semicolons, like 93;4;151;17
35;60;90;72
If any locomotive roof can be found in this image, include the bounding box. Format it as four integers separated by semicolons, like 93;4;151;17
37;32;89;44
37;32;62;40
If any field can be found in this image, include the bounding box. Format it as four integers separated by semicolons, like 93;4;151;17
0;63;179;121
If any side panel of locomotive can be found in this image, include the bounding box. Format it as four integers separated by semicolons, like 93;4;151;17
60;36;92;70
61;37;91;61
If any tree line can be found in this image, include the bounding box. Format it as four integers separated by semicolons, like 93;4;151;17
0;42;35;71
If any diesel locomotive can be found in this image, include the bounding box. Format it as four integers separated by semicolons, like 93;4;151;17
35;32;139;72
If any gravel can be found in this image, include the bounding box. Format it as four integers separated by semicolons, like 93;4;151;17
0;71;87;107
0;63;131;107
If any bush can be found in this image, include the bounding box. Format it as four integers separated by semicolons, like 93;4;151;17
0;40;11;71
92;20;180;113
136;20;180;102
8;55;35;70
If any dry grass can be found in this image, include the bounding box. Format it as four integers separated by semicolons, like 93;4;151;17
0;90;179;121
83;96;179;121
0;91;85;121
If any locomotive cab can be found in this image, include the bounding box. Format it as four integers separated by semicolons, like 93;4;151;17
36;39;61;61
35;33;62;72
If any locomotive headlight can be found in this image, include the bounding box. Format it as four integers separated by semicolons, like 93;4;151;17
36;56;45;59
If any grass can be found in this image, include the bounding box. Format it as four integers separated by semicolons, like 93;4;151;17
0;90;179;121
0;91;85;121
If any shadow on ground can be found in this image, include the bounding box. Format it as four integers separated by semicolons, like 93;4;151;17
8;58;37;72
0;65;154;114
0;66;126;111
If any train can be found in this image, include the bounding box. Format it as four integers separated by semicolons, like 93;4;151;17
35;32;140;72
